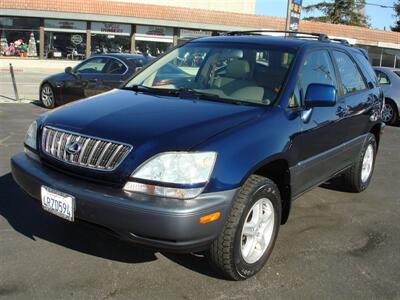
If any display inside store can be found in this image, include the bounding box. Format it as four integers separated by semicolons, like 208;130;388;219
44;32;86;60
0;31;38;57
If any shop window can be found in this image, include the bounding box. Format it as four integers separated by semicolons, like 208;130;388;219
136;40;172;57
381;48;396;68
356;45;382;66
45;32;86;60
91;34;131;54
0;17;40;58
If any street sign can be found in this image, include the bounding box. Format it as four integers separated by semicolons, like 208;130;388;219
286;0;303;31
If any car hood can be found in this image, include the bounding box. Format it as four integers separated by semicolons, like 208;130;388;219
42;89;265;178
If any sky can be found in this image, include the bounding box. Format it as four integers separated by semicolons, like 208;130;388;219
255;0;396;30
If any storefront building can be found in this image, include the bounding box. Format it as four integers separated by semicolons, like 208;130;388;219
1;0;400;67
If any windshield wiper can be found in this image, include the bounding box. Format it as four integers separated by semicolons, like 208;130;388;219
177;88;244;105
122;85;159;93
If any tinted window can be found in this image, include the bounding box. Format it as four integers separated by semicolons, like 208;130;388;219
106;58;127;74
298;50;336;100
375;70;390;85
75;57;109;74
128;58;147;68
127;43;296;106
333;51;367;95
353;51;378;86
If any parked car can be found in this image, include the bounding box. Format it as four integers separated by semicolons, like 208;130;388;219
39;53;153;108
12;32;384;280
374;67;400;125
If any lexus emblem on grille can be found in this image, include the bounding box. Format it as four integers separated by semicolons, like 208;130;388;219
65;141;82;155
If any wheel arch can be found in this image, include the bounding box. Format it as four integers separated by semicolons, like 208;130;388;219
370;123;382;150
251;158;292;225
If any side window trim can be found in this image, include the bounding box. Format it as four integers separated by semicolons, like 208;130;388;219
332;49;369;98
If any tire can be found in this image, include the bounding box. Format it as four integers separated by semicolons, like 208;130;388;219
382;99;398;125
207;175;281;280
343;133;376;193
40;83;56;109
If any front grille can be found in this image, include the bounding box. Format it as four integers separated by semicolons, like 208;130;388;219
41;127;132;171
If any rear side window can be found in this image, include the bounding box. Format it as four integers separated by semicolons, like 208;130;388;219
375;70;391;85
333;51;367;95
106;59;127;75
298;49;337;99
353;51;378;86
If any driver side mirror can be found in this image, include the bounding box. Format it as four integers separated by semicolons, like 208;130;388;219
304;83;336;108
65;66;73;74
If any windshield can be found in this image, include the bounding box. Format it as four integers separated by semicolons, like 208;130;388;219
125;42;296;106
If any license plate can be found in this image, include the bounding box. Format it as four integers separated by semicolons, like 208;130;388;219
41;186;75;221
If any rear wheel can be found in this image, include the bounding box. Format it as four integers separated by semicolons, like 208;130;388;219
207;175;281;280
343;133;376;193
382;99;398;125
40;83;56;108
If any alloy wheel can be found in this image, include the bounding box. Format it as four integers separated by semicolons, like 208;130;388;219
240;197;275;264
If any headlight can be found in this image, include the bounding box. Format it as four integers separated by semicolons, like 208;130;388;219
124;152;217;199
24;120;38;150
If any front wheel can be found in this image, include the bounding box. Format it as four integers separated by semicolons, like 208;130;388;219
40;83;56;109
382;100;398;125
207;175;281;280
343;133;376;193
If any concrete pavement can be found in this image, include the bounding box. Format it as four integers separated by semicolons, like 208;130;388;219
0;103;400;299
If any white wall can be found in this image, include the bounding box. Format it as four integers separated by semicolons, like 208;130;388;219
110;0;256;15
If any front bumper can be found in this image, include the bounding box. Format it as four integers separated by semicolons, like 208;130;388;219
11;152;237;252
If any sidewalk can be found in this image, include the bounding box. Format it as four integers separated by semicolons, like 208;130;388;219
0;58;79;73
0;59;79;102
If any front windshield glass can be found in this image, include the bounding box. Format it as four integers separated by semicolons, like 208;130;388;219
125;42;296;106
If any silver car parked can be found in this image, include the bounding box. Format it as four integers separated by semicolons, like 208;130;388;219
374;67;400;125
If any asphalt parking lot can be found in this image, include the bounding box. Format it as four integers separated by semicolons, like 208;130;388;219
0;103;400;299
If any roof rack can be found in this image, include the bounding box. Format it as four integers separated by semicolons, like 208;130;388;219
223;30;352;46
224;30;329;41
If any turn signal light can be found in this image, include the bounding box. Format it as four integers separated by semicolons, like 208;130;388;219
199;212;221;224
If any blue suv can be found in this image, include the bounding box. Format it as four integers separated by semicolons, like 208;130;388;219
11;32;384;280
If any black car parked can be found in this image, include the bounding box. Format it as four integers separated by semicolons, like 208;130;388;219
39;54;153;108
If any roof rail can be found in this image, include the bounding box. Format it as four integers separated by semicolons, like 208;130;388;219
224;30;330;41
329;38;350;45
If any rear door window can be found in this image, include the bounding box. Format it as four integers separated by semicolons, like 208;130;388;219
105;58;127;75
375;70;391;85
333;50;367;95
75;57;110;74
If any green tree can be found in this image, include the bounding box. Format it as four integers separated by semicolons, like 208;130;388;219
391;1;400;32
303;0;369;27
